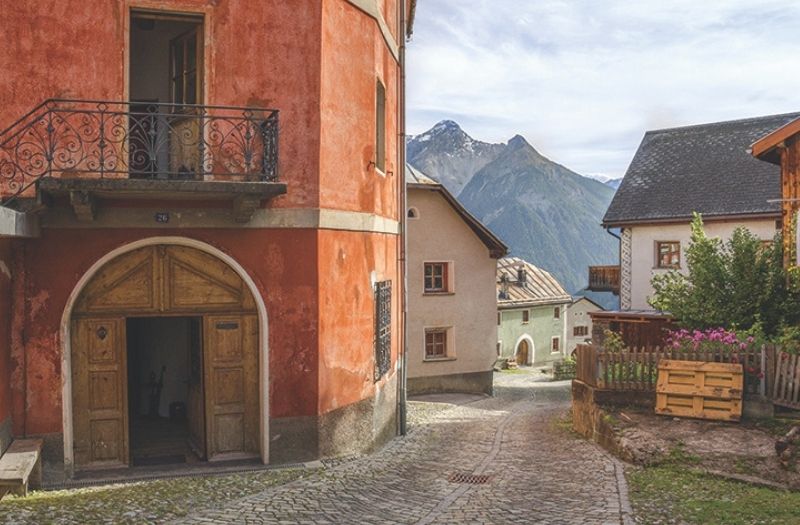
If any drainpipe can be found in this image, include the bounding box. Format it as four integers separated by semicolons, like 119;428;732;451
397;0;409;436
606;226;623;308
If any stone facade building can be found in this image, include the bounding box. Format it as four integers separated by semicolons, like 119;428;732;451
405;166;507;395
497;257;571;366
0;0;416;477
589;113;798;346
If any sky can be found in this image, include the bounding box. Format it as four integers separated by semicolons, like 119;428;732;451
407;0;800;179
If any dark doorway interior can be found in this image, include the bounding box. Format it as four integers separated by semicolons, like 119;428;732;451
127;317;204;466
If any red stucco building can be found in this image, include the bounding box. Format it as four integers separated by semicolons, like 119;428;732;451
0;0;415;477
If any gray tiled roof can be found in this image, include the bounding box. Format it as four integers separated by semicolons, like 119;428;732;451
497;257;571;308
603;112;800;226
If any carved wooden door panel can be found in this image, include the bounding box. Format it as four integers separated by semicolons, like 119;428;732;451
203;315;259;460
71;317;129;469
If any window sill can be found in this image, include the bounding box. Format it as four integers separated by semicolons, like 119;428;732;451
375;167;387;178
653;266;680;271
424;357;457;362
423;291;455;296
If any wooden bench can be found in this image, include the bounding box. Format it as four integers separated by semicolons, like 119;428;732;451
0;439;43;500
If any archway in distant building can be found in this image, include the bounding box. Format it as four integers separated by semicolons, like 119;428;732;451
515;339;530;366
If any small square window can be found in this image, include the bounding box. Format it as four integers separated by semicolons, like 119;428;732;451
554;306;561;319
522;310;529;323
425;329;447;359
424;262;449;293
552;337;560;353
656;241;680;269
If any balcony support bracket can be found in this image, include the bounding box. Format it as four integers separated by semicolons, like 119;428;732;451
233;194;262;223
69;190;95;223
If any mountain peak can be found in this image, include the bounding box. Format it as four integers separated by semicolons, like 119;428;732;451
432;119;462;133
507;134;530;149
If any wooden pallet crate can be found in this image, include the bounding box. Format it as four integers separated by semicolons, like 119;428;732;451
655;360;743;421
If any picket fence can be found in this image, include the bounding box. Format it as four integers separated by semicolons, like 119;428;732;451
574;344;800;409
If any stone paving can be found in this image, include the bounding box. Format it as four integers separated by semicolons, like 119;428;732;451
174;372;634;524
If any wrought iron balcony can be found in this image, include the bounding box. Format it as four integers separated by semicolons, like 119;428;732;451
588;265;620;294
0;99;279;205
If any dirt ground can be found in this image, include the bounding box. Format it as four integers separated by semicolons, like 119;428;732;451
606;407;800;490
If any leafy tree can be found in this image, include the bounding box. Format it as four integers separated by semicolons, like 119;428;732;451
649;213;800;337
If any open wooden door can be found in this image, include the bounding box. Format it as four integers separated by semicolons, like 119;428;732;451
71;317;129;469
169;25;203;177
186;317;206;459
203;315;259;460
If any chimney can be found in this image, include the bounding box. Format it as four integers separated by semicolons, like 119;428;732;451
499;274;510;299
517;267;527;284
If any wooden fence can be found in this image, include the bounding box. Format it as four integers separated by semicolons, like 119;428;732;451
773;352;800;409
574;344;800;406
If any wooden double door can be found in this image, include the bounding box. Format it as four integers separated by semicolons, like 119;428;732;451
70;245;260;470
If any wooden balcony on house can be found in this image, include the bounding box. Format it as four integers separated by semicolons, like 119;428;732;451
588;265;620;294
0;99;285;222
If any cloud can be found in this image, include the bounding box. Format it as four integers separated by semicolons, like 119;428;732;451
407;0;800;178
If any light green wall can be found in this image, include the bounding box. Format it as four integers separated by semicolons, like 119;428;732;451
498;303;568;365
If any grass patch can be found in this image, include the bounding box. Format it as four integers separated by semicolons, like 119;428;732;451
498;368;529;375
550;410;578;436
750;417;798;438
627;465;800;524
1;468;308;524
659;442;701;466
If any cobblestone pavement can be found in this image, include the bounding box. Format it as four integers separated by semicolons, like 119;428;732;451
175;372;634;525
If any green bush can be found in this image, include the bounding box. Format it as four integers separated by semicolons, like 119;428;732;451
649;213;800;339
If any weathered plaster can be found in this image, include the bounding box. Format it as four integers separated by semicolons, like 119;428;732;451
0;207;39;238
406;188;498;386
498;303;569;365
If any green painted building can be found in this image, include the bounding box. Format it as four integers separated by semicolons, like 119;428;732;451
497;257;571;366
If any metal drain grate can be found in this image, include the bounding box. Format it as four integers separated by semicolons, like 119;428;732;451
447;472;491;484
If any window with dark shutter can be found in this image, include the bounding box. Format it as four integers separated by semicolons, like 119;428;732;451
374;280;392;380
425;329;447;359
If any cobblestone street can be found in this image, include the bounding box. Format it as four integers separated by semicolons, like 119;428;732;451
176;371;633;524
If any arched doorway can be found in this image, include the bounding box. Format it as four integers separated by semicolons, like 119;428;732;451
515;339;530;366
66;243;263;471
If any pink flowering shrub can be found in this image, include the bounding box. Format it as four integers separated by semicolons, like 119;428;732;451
665;328;765;391
664;327;756;354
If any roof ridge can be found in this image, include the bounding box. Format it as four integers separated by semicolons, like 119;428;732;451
645;111;800;135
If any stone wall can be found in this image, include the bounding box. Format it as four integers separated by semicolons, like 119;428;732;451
408;370;493;396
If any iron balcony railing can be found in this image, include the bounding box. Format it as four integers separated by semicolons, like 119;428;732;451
588;265;621;293
0;99;279;203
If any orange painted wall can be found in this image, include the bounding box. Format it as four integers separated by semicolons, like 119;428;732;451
2;0;404;440
0;239;12;429
318;0;400;219
317;230;399;413
10;229;319;435
0;0;323;208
